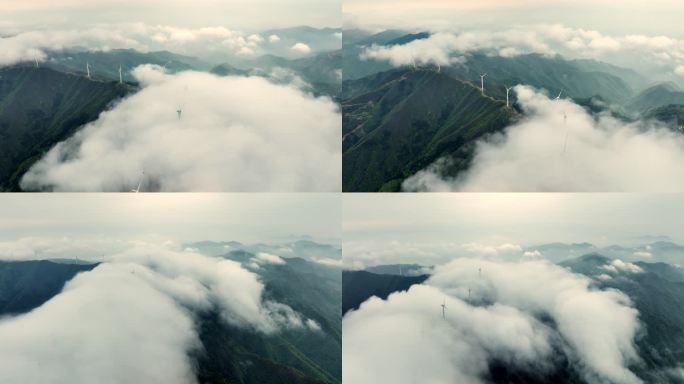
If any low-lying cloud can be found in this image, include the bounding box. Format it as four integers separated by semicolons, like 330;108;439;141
20;65;341;191
0;244;318;383
403;85;684;192
361;24;684;77
343;240;527;270
344;258;642;384
0;23;277;66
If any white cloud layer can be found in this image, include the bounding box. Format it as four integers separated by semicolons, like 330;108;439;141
361;24;684;77
344;240;525;270
403;85;684;192
344;258;643;384
0;23;269;66
0;244;317;383
291;42;312;53
20;65;341;191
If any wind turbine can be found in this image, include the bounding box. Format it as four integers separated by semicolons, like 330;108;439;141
34;58;39;68
478;267;482;278
562;112;569;154
119;65;123;84
505;86;513;107
411;58;417;71
468;288;471;300
480;73;487;93
436;63;441;73
86;62;91;79
131;171;144;193
177;107;182;120
441;298;446;320
555;88;564;100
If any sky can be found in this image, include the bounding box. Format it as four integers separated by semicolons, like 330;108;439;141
0;193;340;243
343;0;684;37
0;0;341;32
344;194;684;266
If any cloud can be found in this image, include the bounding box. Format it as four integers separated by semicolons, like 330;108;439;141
523;250;542;258
344;284;553;384
343;240;526;269
20;65;341;192
602;259;644;274
0;23;266;66
344;258;643;384
252;252;286;265
632;251;653;258
360;24;684;77
0;236;130;261
268;34;280;43
403;86;684;192
312;257;343;267
291;42;312;53
0;244;316;383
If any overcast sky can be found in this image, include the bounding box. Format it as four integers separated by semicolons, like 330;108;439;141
344;193;684;248
0;193;340;243
344;0;684;37
0;0;340;32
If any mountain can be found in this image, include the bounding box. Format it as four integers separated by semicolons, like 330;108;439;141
344;34;641;104
198;254;341;384
0;255;341;384
346;258;684;383
186;240;342;265
627;82;684;113
259;26;341;59
0;260;95;314
364;264;426;276
528;241;684;265
45;49;210;82
212;50;341;98
342;68;517;191
562;255;684;383
210;62;250;76
0;65;132;190
643;104;684;131
342;270;428;315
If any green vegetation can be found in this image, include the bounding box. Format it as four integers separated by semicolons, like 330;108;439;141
342;68;516;191
0;66;132;190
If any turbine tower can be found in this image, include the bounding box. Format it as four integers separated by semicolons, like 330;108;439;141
441;298;446;320
555;89;563;100
468;288;471;300
436;63;441;73
131;171;144;193
563;112;569;154
505;86;513;107
480;73;487;93
177;107;182;120
34;58;39;68
86;62;91;79
119;65;123;84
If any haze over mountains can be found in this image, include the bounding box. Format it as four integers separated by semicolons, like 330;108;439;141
342;28;684;191
0;25;341;191
0;239;341;384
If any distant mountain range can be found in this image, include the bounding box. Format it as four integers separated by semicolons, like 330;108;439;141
0;249;341;384
342;29;684;191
